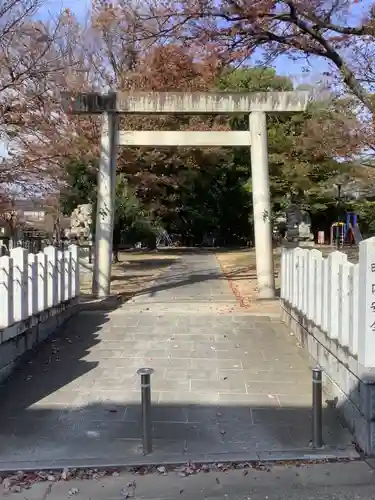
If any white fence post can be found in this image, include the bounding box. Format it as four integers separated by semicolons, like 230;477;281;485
11;247;28;322
308;249;320;322
28;253;38;317
290;249;296;307
302;249;309;315
0;256;13;327
69;244;79;298
287;249;293;304
328;251;347;340
57;250;64;303
351;264;359;356
64;249;72;301
322;257;329;332
0;243;79;327
44;246;58;307
340;261;353;348
293;248;302;310
281;248;286;299
283;249;289;301
280;240;375;368
358;237;375;367
314;251;323;327
37;252;48;313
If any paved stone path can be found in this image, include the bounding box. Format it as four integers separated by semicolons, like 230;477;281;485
0;252;355;468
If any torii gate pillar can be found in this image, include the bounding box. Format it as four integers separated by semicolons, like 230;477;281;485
250;111;274;299
93;112;117;297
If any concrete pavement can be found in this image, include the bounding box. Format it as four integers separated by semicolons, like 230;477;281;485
2;461;375;500
0;251;356;469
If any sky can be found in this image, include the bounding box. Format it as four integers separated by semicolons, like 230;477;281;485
33;0;375;85
43;0;90;19
39;0;361;87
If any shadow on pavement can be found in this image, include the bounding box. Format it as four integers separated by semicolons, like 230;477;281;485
84;248;280;310
0;310;356;468
111;264;271;301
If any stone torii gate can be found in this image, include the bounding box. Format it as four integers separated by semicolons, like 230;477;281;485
63;91;310;299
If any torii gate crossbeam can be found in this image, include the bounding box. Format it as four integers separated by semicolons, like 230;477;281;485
62;91;310;300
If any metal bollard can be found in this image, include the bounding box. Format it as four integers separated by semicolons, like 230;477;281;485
137;367;154;455
312;367;323;448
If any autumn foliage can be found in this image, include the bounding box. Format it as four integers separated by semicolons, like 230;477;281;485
0;0;375;213
129;0;375;111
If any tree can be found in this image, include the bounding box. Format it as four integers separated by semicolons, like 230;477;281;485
60;158;97;216
59;159;157;255
147;66;361;244
135;0;375;113
113;44;226;219
216;68;360;218
113;175;158;258
0;1;86;200
58;2;371;245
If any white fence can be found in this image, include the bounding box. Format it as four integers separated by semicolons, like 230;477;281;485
281;236;375;368
0;244;79;329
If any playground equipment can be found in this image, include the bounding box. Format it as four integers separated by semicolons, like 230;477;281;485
330;212;363;248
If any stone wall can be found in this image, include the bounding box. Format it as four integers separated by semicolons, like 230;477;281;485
0;299;78;384
281;301;375;455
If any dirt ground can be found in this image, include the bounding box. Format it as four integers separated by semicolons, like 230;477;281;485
79;246;358;312
215;248;281;315
79;248;282;314
79;251;180;302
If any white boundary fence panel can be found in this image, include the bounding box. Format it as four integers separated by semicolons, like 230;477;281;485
281;237;375;368
0;244;80;329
